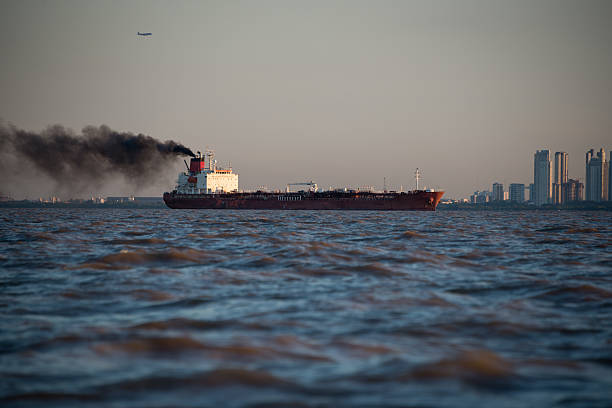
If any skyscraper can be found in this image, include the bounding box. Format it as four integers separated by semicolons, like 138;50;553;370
586;149;593;192
606;151;610;201
553;152;568;204
586;148;608;201
492;183;504;201
509;183;525;203
533;150;551;206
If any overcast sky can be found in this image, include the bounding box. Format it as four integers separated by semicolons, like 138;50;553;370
1;0;611;198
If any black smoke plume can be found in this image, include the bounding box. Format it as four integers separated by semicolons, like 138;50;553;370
0;122;195;196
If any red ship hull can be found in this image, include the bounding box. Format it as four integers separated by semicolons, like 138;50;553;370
163;190;444;211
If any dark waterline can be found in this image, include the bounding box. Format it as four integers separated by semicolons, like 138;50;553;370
1;209;611;407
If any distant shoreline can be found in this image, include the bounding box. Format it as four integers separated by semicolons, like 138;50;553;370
0;201;167;209
438;201;612;211
1;201;611;211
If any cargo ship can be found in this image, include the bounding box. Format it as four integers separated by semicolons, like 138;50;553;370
163;151;443;210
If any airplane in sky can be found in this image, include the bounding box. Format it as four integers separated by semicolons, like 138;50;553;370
137;32;152;36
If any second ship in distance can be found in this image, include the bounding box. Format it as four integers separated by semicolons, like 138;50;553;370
163;150;444;210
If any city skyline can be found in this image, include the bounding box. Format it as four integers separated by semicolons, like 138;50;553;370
469;146;609;205
1;1;612;199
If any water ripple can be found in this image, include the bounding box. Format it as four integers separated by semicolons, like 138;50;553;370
0;208;611;407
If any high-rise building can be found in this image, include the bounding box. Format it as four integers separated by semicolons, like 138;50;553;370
610;151;612;202
534;150;551;206
492;183;504;201
564;179;584;202
585;149;593;190
586;148;608;201
554;152;568;184
509;183;525;203
553;152;568;204
528;183;535;203
606;153;610;201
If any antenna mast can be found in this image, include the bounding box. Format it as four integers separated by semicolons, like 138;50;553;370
205;148;215;172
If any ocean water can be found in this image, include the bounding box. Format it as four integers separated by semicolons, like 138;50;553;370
1;209;611;407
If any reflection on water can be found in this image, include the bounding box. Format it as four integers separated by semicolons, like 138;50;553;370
1;209;611;407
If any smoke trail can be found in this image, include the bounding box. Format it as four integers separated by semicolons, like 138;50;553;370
0;123;195;196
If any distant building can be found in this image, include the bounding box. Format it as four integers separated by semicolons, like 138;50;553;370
552;183;561;204
492;183;504;201
553;152;568;204
39;196;61;203
610;151;612;201
528;183;535;202
106;196;162;203
106;196;134;203
564;179;584;202
470;190;491;204
534;150;551;206
585;149;592;199
509;183;525;203
585;148;608;201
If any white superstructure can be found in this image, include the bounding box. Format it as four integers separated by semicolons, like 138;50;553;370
176;150;238;194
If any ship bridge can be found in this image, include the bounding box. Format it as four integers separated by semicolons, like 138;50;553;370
176;150;238;194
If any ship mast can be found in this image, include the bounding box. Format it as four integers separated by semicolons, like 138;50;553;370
415;168;420;191
205;148;215;172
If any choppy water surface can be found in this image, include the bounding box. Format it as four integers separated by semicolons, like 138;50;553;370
1;209;611;407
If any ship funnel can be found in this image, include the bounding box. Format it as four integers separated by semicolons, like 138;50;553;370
189;156;205;174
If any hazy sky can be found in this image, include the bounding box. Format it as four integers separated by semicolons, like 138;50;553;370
1;0;611;198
